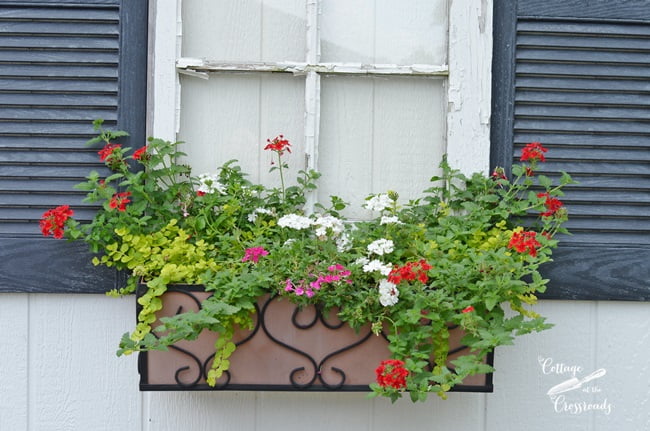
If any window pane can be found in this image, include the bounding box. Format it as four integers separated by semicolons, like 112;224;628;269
178;74;305;185
182;0;306;62
320;0;448;64
318;75;445;219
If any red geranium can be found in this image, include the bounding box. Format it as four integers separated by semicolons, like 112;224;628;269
264;135;291;155
98;143;121;162
132;145;148;160
388;259;432;285
537;192;563;217
375;359;409;389
109;192;132;212
508;230;541;257
40;205;74;239
520;142;547;163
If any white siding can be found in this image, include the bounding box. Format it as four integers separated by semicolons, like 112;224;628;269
2;298;649;430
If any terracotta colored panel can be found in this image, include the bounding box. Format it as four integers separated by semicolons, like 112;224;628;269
139;286;493;392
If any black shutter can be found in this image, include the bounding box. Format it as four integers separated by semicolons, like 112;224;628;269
492;0;650;300
0;0;147;293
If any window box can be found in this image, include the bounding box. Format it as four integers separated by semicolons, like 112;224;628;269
138;284;494;392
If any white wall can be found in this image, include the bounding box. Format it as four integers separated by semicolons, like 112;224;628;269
2;296;648;430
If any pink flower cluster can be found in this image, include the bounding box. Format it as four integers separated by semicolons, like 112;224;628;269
241;247;269;263
284;264;352;298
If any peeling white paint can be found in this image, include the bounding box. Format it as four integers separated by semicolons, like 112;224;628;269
304;0;321;212
176;58;449;77
446;0;493;175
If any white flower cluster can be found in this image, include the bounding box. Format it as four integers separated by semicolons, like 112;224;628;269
380;215;402;225
197;173;226;195
362;259;392;276
277;213;313;230
378;279;399;306
367;238;394;256
247;207;272;223
363;194;392;212
313;215;345;238
336;233;351;252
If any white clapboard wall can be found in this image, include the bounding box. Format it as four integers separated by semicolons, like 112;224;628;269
2;295;649;430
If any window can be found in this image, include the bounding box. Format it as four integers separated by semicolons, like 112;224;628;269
0;0;148;292
174;0;491;218
491;0;650;299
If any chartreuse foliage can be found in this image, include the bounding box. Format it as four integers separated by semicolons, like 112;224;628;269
43;121;573;402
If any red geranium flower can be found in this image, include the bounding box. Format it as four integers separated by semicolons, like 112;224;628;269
520;142;547;163
537;192;563;217
264;135;291;155
109;192;132;212
508;230;541;257
98;143;121;162
40;205;74;239
375;359;409;389
132;145;148;160
388;260;431;285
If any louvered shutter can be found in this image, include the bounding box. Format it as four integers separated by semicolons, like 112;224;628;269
492;0;650;300
0;0;147;293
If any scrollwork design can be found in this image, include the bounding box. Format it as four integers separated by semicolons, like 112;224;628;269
261;296;320;389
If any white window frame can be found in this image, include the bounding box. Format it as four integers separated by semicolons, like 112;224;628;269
148;0;493;182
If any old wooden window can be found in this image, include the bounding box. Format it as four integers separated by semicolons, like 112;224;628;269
174;0;491;219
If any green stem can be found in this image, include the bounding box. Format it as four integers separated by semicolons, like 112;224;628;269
277;151;286;203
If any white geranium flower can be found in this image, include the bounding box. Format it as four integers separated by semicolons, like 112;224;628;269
367;238;394;256
278;214;313;230
378;279;399;306
197;173;226;195
355;257;370;266
364;193;392;212
380;215;402;225
247;207;272;223
313;215;344;238
362;259;392;276
336;233;351;252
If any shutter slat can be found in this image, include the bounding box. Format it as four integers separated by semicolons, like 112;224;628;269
0;165;105;178
515;105;650;121
514;132;649;147
515;90;650;106
0;6;117;20
517;20;650;36
0;35;118;49
518;34;650;51
0;50;117;65
0;78;116;92
516;62;650;79
0;64;117;78
0;49;117;64
0;107;117;121
515;118;650;134
0;21;117;35
0;193;96;206
535;161;650;176
0;93;118;107
516;77;650;94
0;150;102;164
517;48;650;65
0;136;97;149
0;178;86;192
